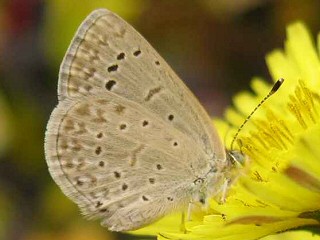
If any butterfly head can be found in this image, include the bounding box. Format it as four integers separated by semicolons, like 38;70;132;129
226;149;246;168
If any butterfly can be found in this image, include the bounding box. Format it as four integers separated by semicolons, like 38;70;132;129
44;8;241;231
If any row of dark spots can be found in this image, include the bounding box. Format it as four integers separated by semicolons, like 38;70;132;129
113;50;160;69
106;121;177;143
141;195;173;202
117;115;175;142
120;179;155;191
116;50;160;64
106;50;160;92
93;176;158;207
121;179;155;190
118;176;158;192
90;145;105;166
112;50;141;75
118;125;177;150
106;54;118;91
118;117;175;130
142;117;173;126
116;49;141;60
107;51;144;72
94;147;176;167
119;121;153;129
110;166;161;178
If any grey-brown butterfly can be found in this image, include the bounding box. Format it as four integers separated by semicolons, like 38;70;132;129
45;8;239;231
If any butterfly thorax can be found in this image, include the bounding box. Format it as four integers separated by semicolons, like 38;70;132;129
190;150;246;205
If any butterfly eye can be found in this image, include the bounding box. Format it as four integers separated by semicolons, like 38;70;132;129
199;197;205;204
193;178;204;185
227;150;246;167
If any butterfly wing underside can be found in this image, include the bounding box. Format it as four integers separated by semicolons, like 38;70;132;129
45;9;226;231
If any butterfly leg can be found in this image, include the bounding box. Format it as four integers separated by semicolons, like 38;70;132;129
220;178;230;203
187;202;193;221
180;212;186;233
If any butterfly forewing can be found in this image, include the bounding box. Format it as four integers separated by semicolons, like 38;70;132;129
45;8;226;231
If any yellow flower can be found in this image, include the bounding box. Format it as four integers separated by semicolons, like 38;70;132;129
132;22;320;240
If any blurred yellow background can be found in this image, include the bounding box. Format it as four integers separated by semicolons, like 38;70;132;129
1;0;320;239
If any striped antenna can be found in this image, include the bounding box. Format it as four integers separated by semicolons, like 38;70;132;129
230;78;284;150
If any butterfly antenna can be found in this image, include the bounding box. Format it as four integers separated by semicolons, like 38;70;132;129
230;78;284;150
